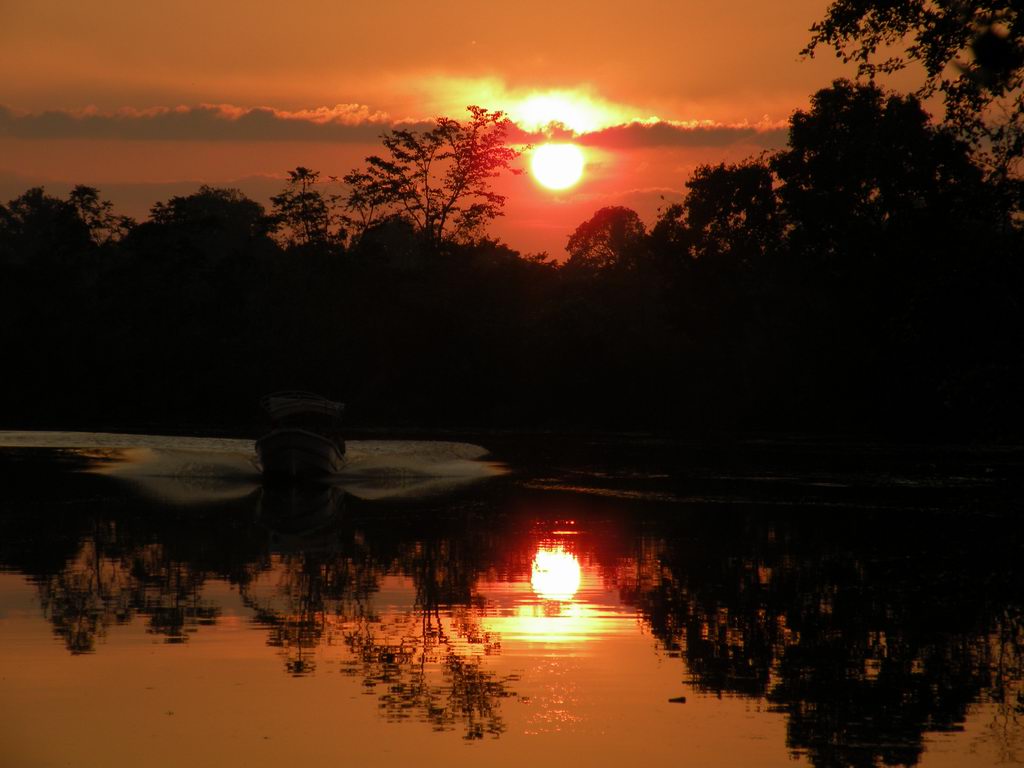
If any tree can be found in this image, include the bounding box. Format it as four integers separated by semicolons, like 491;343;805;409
803;1;1023;180
68;185;134;245
270;167;340;250
149;186;273;237
772;79;991;266
565;206;647;270
141;186;278;267
671;160;779;269
343;106;522;246
0;187;92;266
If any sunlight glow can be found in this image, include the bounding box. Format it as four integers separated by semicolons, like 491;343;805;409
531;546;582;601
417;77;662;137
476;544;612;645
515;93;608;134
531;143;585;191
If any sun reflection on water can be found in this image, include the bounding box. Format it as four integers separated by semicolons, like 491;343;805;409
476;543;622;647
531;546;581;601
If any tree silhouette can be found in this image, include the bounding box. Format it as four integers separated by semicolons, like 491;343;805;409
773;80;1017;428
804;1;1023;185
68;185;134;245
147;185;275;249
773;79;990;266
675;160;779;269
1;78;1022;434
343;106;522;246
565;205;647;271
270;167;341;250
0;187;93;266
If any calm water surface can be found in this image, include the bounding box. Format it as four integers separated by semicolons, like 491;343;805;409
1;431;1022;767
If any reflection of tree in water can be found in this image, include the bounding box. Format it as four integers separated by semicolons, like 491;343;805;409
963;605;1024;765
242;535;515;740
36;521;219;653
378;536;514;740
617;509;1024;767
2;478;268;654
372;523;516;739
340;608;512;740
8;472;518;740
240;549;379;676
9;462;1024;757
616;536;786;697
36;528;132;654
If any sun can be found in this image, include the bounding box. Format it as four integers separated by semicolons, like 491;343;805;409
531;143;585;190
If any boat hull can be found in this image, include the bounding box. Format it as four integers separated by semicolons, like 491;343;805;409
256;428;346;481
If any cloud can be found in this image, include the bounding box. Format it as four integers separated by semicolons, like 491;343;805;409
0;104;428;142
0;103;790;152
509;118;788;150
578;120;788;149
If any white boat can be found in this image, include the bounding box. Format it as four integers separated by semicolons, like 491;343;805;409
256;391;346;481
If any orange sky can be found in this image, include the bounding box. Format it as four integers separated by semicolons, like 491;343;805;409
0;0;858;255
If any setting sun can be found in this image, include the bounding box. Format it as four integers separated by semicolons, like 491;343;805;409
531;143;585;191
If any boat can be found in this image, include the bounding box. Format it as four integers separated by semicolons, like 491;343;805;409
256;391;346;481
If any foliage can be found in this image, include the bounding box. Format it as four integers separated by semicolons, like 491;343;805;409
342;106;522;246
565;206;647;270
803;1;1024;181
0;187;93;265
0;84;1021;436
773;79;990;262
144;185;277;263
270;167;342;250
68;186;135;245
656;160;780;270
149;185;272;235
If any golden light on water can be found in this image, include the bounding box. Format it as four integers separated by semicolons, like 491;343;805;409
531;143;585;190
531;546;582;601
477;543;623;646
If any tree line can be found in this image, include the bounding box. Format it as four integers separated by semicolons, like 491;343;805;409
0;79;1021;435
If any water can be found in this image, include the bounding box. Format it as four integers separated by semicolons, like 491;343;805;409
1;431;1022;767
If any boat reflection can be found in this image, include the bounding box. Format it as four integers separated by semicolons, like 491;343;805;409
256;482;345;551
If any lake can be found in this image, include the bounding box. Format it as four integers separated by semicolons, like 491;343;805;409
1;431;1022;767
